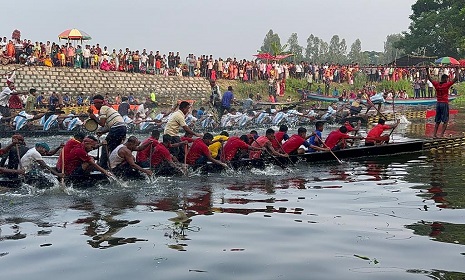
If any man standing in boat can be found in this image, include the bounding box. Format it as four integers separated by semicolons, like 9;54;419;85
426;66;460;138
163;101;202;161
88;94;127;168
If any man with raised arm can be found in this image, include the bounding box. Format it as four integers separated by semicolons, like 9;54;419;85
426;66;460;138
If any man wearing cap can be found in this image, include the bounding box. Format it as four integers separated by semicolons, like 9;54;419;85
20;142;63;179
88;94;127;168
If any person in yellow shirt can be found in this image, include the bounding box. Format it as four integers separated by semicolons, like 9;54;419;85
43;55;53;67
208;131;229;159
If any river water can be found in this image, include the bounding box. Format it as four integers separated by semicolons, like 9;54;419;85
1;108;465;280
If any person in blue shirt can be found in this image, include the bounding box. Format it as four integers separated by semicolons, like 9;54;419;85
306;121;329;153
332;87;339;97
76;94;84;106
197;107;205;118
220;86;235;119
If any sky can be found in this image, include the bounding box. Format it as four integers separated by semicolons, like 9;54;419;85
2;0;416;60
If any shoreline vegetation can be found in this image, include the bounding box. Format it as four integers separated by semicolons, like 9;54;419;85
218;77;465;105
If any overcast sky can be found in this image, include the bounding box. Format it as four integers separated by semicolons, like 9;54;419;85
2;0;416;59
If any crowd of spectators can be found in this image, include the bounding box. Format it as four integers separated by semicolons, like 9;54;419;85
1;36;463;95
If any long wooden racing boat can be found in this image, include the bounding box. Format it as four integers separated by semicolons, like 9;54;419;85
1;137;463;189
293;136;465;163
299;90;457;106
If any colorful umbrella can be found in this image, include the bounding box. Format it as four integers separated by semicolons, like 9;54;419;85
253;53;274;60
58;29;92;41
434;56;459;65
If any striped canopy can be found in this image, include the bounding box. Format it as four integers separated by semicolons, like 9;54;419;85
58;29;92;41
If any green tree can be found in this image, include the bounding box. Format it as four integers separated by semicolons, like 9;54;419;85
396;0;465;57
287;33;303;62
260;29;281;54
327;35;347;64
348;39;362;63
384;34;405;64
319;39;329;63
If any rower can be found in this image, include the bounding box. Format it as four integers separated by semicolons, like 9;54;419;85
56;132;86;173
12;110;46;131
88;94;127;168
20;142;63;179
163;101;202;161
63;136;111;178
185;133;227;168
250;128;288;159
208;131;229;160
136;130;160;168
365;118;399;146
150;134;185;176
271;124;289;151
109;136;153;178
325;126;363;151
0;134;28;174
305;121;330;153
222;135;263;162
282;127;312;155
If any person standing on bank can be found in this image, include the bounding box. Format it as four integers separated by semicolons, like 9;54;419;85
164;101;202;161
220;86;235;119
426;66;460;138
88;94;127;168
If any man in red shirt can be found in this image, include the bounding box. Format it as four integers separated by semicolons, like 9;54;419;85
325;126;363;150
64;136;110;177
57;132;86;173
151;134;185;175
426;66;460;138
250;128;288;159
222;135;262;161
271;124;289;151
282;127;311;155
186;133;227;167
365;118;399;146
136;130;160;168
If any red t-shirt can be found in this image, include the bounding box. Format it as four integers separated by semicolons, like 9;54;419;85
282;134;305;154
432;81;454;103
272;131;288;149
64;144;93;175
151;142;172;167
8;95;23;109
325;130;350;149
136;137;158;163
186;138;210;165
181;136;195;143
223;136;250;161
367;124;391;138
344;123;354;132
56;138;82;172
250;136;269;159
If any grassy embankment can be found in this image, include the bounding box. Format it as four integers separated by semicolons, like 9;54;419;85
215;75;465;105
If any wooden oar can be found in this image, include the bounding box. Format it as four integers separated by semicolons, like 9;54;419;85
183;143;188;176
313;133;343;164
15;144;25;182
61;147;65;186
252;138;289;169
271;135;295;166
366;98;388;120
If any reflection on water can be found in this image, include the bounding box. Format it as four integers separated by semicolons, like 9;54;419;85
2;118;465;279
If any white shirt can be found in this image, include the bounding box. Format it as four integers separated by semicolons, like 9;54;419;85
0;87;14;106
21;148;43;172
136;104;149;119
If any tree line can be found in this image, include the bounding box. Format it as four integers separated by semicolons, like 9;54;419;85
259;29;404;65
259;0;465;65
